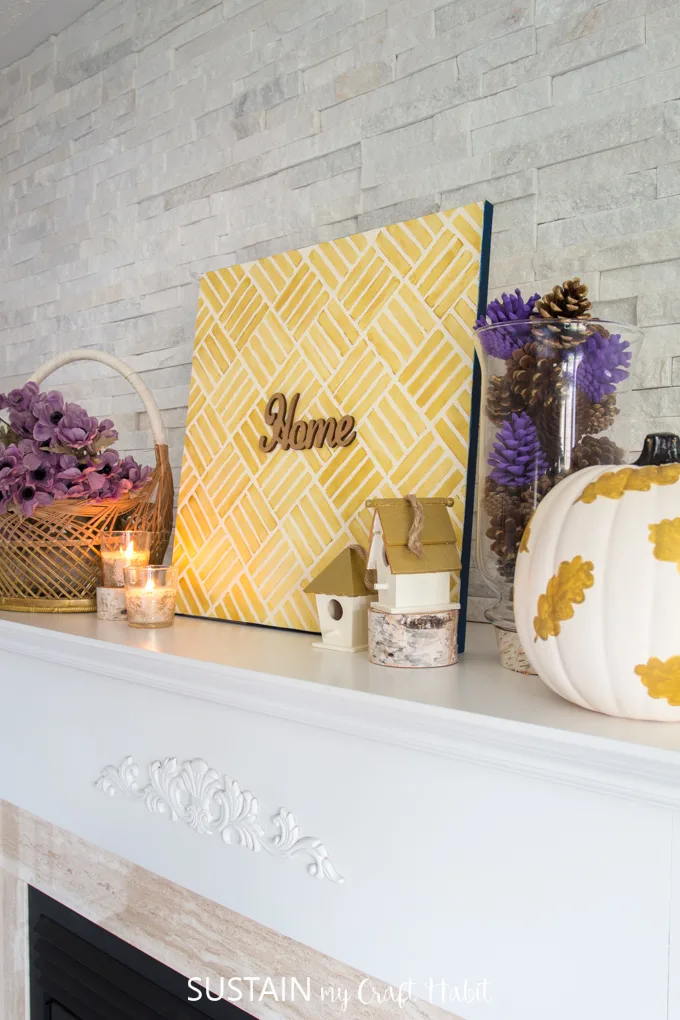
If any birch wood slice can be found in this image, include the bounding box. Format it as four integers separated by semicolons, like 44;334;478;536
494;626;537;675
96;587;128;622
368;606;459;668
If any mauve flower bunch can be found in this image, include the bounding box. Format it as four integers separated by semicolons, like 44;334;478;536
0;382;152;516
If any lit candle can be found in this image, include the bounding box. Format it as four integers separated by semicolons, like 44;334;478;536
100;531;151;588
124;565;177;629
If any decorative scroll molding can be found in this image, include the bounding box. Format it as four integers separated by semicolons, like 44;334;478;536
95;757;344;884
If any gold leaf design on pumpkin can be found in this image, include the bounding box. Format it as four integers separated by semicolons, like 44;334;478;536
635;656;680;706
578;464;680;504
649;517;680;573
519;518;531;554
534;556;594;641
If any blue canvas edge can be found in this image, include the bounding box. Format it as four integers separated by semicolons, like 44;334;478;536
457;199;494;654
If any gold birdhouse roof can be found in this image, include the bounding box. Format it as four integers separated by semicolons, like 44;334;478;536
367;497;461;575
304;546;372;597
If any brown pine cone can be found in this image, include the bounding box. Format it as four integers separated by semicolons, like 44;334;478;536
486;374;524;424
508;342;561;409
484;477;513;520
520;473;554;515
486;498;532;581
569;434;625;471
533;277;592;321
530;277;605;348
585;393;618;435
497;557;517;583
534;388;592;460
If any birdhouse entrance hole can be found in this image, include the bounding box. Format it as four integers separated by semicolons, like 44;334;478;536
328;599;344;621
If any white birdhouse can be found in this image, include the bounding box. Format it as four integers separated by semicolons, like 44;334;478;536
304;547;373;652
366;497;461;613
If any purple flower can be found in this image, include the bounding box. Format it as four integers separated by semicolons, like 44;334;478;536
55;452;82;475
14;484;53;516
19;437;56;464
21;448;43;472
54;404;99;448
489;412;549;488
57;451;120;500
9;408;38;438
33;390;67;443
0;442;22;484
83;449;121;492
475;289;540;360
97;418;118;443
56;453;91;491
60;481;89;499
576;332;631;403
8;442;64;515
6;382;39;413
20;450;57;489
0;443;23;513
96;474;131;501
1;384;40;439
119;455;152;489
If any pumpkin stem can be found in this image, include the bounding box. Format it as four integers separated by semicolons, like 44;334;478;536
634;433;680;467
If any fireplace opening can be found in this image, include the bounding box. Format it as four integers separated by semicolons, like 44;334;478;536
29;887;250;1018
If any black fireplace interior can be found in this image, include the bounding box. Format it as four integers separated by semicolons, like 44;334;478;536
29;887;249;1019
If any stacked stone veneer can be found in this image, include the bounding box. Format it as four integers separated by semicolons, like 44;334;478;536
1;0;680;620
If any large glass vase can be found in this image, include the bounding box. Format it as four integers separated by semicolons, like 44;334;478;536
473;318;642;672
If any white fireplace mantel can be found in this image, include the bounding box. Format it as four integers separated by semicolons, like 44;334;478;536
2;612;680;1020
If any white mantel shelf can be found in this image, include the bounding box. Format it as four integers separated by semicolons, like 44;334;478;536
3;611;680;1020
1;612;680;808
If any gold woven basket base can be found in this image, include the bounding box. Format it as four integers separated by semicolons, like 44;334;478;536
0;597;97;614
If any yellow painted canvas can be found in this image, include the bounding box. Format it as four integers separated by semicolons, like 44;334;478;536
174;202;490;632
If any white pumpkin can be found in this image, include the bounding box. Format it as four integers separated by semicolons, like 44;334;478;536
515;435;680;720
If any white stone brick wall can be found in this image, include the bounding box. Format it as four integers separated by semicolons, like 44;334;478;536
1;0;680;621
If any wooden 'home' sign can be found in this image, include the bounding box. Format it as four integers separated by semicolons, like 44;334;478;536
258;393;357;452
174;202;492;634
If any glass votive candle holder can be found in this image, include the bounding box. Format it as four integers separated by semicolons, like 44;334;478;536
124;565;177;629
100;531;152;588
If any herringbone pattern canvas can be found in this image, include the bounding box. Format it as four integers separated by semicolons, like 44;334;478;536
174;203;485;631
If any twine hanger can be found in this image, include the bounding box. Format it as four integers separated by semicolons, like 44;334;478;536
405;494;424;557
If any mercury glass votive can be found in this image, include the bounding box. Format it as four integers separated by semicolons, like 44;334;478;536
100;531;152;587
124;565;177;629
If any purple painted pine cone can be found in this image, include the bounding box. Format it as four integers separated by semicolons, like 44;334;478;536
577;332;631;403
489;412;550;488
475;289;541;360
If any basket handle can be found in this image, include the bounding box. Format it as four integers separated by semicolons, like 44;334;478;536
29;350;168;446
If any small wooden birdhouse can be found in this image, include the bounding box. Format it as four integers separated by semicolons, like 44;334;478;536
366;496;461;613
304;547;373;652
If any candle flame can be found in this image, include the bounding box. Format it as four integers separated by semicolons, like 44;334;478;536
125;540;136;560
144;577;156;592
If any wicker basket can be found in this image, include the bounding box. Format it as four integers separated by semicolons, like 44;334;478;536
0;350;174;613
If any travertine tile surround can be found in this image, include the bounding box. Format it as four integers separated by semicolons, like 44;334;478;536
0;800;460;1020
0;867;28;1020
